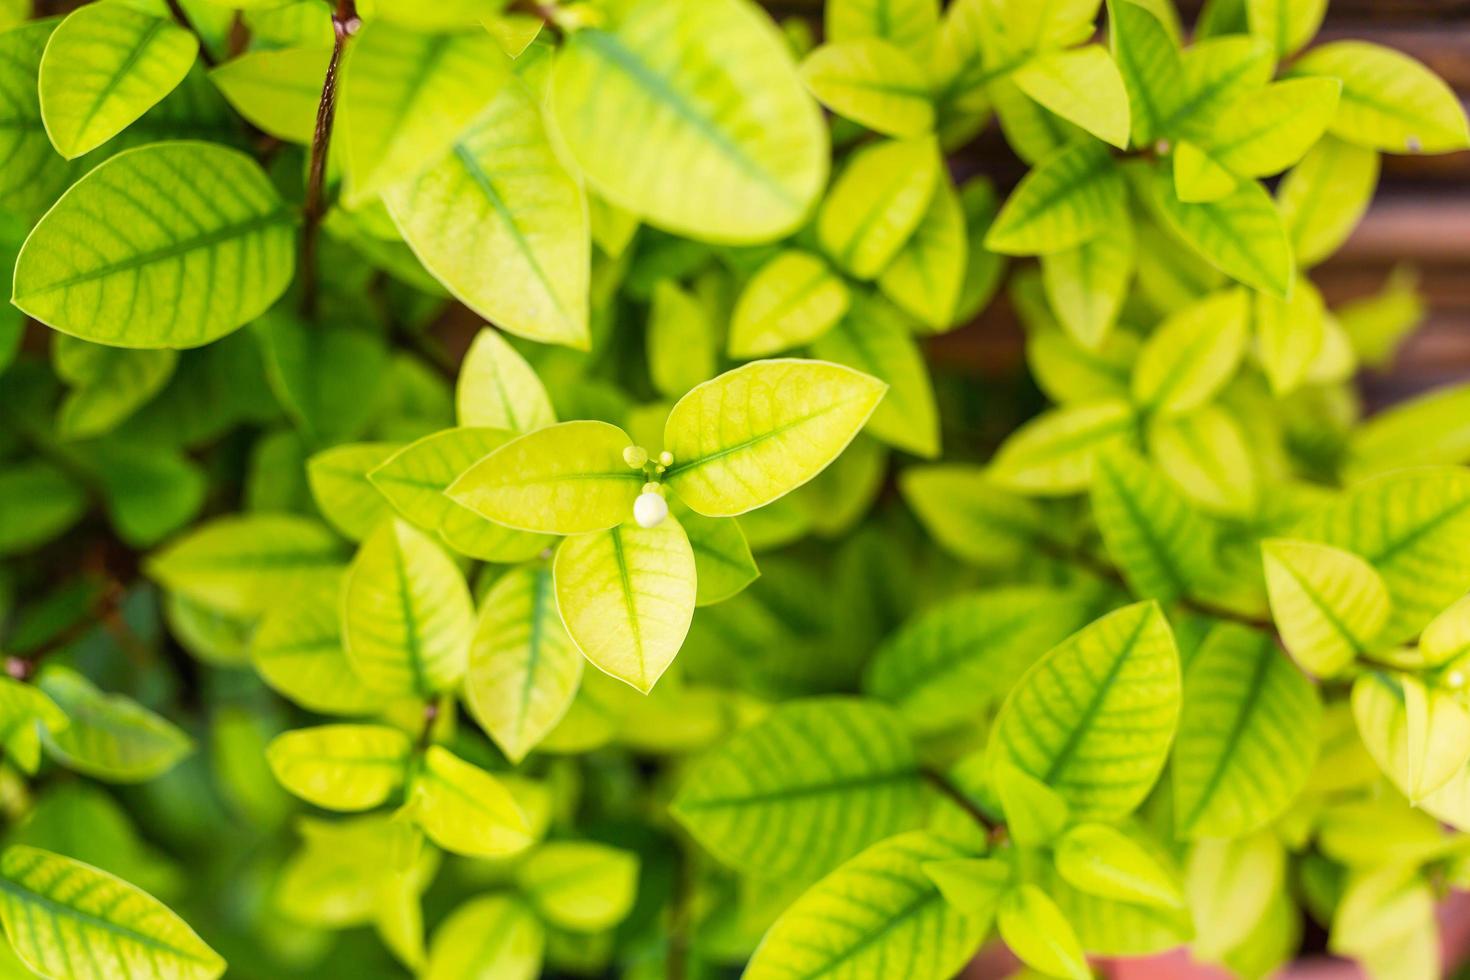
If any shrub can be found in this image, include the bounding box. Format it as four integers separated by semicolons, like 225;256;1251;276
1;0;1468;978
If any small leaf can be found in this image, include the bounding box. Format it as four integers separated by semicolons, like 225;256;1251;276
745;832;986;980
0;679;67;775
553;518;697;693
1254;273;1327;395
899;465;1049;566
998;884;1090;980
647;279;717;399
1055;823;1185;910
817;135;940;278
266;724;413;811
1014;45;1131;149
1421;595;1470;667
209;44;331;143
307;443;401;541
409;746;532;858
514;841;639;933
1290;40;1470;154
988;602;1180;820
1246;0;1326;57
995;762;1070;847
798;39;934;137
1108;0;1184;147
1092;449;1216;602
39;3;197;158
1146;406;1259;518
549;0;828;243
877;175;968;330
1402;677;1470;801
727;250;850;358
1172;139;1237;203
1278;137;1380;268
826;0;941;60
1195;77;1341;178
13;142;295;348
448;421;642;535
1172;624;1321;838
343;519;474;697
424;895;544;980
385;80;589;349
1131;288;1249;414
146;514;345;617
252;584;390;717
38;666;192;783
678;505;760;606
672;698;922;880
464;565;582;764
1346;381;1470;482
1146;165;1292;297
0;845;225;980
1262;539;1390;677
1039;218;1135;350
455;328;555;432
988;398;1136;495
986;140;1126;256
662;360;886;517
53;337;176;440
924;857;1010;924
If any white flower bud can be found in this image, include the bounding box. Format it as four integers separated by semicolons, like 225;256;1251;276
633;491;668;528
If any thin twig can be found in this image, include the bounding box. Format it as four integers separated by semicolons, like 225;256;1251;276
301;0;361;318
921;768;996;835
164;0;218;68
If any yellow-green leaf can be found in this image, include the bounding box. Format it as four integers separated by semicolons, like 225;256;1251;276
1172;138;1237;203
1108;0;1184;147
455;328;555;432
647;279;717;399
1092;449;1216;603
1039;217;1134;350
1145;406;1259;518
1254;273;1326;394
1132;287;1249;414
798;39;934;137
1147;165;1292;297
1055;822;1185;910
424;895;544;980
343;519;474;697
825;0;941;61
1014;45;1131;149
1197;77;1342;178
988;398;1136;495
266;724;413;811
728;250;850;359
0;845;225;980
209;44;331;144
1262;538;1390;677
252;583;390;717
998;884;1090;980
39;3;197;158
986;140;1125;255
662;360;887;517
1277;136;1380;268
877;173;968;330
548;0;827;244
817;135;940;278
448;420;642;534
408;746;532;858
307;442;400;541
37;666;193;784
553;518;696;693
1246;0;1326;58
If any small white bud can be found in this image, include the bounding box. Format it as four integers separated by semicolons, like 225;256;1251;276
1449;670;1465;689
633;490;668;528
623;446;648;469
659;451;674;467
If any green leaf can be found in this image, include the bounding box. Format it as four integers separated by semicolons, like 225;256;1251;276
549;0;828;244
339;24;509;205
1039;217;1134;350
1036;840;1193;956
672;698;922;879
1278;136;1379;270
662;359;887;517
1186;831;1283;962
1246;0;1325;57
384;80;589;349
647;279;717;398
0;845;224;980
514;841;639;933
1254;273;1326;394
1092;449;1216;602
266;724;413;811
39;3;197;158
343;519;474;697
12;142;296;348
1174;35;1273;131
424;895;544;980
1346;382;1470;481
1146;165;1292;297
989;75;1087;166
1107;0;1184;147
0;461;83;556
745;832;986;980
1337;265;1423;369
1145;406;1259;518
817;135;940;278
408;746;532;858
798;39;934;137
678;505;760;606
996;762;1070;846
899;465;1049;566
1197;78;1341;179
0;21;78;222
1172;139;1237;203
1402;677;1470;801
256;314;389;446
998;884;1090;980
455;328;555;432
209;44;331;144
825;0;941;61
252;583;390;716
877;173;968;330
1293;468;1470;643
553;517;697;693
1290;40;1470;154
1014;45;1131;149
0;678;68;775
37;665;193;784
988;397;1136;495
307;442;401;541
811;294;940;458
924;857;1010;925
53;336;176;440
864;588;1094;734
448;421;642;535
1419;595;1470;667
1172;624;1321;838
464;564;582;764
1056;822;1185;911
1029;321;1139;406
1352;674;1470;821
727;250;850;358
147;514;345;617
988;601;1180;820
1262;539;1390;677
986;140;1126;255
1131;288;1249;415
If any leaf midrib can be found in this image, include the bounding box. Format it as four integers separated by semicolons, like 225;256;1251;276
678;767;918;811
664;395;872;480
1042;608;1153;784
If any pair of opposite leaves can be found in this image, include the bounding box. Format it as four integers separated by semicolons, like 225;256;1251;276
448;358;887;693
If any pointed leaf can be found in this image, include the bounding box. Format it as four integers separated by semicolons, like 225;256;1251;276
998;884;1090;980
877;174;967;330
1014;45;1130;149
677;506;760;606
1278;136;1379;268
1108;0;1184;147
662;360;886;517
1201;77;1341;178
1246;0;1326;57
307;442;401;541
817;135;940;278
424;895;544;980
1255;273;1326;394
986;140;1126;255
209;44;331;144
1132;287;1249;414
988;398;1136;495
1092;449;1216;602
38;666;192;784
1039;217;1134;350
455;328;555;432
12;142;295;348
924;857;1011;925
727;250;850;358
266;724;413;811
1056;823;1185;910
1147;166;1292;297
1172;139;1237;203
1146;406;1259;519
995;762;1070;847
899;465;1049;566
553;518;696;693
409;746;532;858
252;584;390;716
825;0;941;60
798;39;934;137
1263;539;1389;677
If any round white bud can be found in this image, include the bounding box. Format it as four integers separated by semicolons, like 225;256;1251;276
623;446;648;469
659;451;674;467
633;491;668;528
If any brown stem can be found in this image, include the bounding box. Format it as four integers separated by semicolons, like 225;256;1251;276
417;699;440;751
921;768;997;837
508;0;565;38
300;0;361;318
164;0;218;68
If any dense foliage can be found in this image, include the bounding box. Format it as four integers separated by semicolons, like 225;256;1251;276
2;0;1470;978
